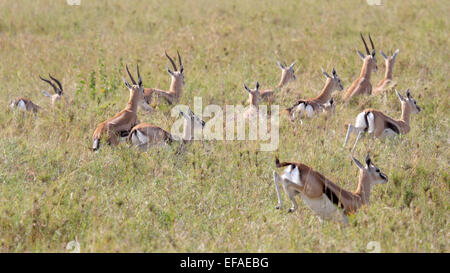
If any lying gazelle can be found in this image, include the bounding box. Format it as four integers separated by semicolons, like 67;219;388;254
9;97;40;113
373;49;400;95
344;89;421;152
144;51;184;105
128;107;205;149
285;68;343;122
40;74;64;106
272;154;388;224
257;60;296;102
92;64;150;151
343;33;378;103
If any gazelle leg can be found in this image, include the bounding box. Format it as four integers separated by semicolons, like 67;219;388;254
273;171;283;209
351;131;364;154
343;124;354;147
284;180;302;213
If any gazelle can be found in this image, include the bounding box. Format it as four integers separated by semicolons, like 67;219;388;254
92;64;150;151
272;154;388;224
243;82;265;121
257;61;297;101
373;49;400;95
286;68;343;121
343;33;378;103
344;89;421;152
40;74;64;106
128;107;205;149
9;97;40;113
144;51;184;105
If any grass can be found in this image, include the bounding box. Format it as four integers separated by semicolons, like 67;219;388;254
0;0;448;252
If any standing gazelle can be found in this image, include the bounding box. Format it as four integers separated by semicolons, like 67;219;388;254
92;64;150;151
257;61;297;101
243;82;264;121
344;89;421;152
286;68;343;122
373;49;400;95
343;33;378;103
40;74;64;107
128;107;205;149
272;154;388;224
144;51;184;105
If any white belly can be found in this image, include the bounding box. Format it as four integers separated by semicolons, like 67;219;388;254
381;128;398;138
300;193;343;221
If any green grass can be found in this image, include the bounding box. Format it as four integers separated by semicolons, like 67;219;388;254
0;0;448;252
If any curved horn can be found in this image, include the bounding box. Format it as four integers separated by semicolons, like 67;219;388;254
39;75;58;94
136;64;142;86
177;50;183;71
48;74;63;94
368;33;375;51
360;32;370;55
165;50;177;71
126;64;136;85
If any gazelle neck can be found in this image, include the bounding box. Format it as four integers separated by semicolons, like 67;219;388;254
277;71;289;88
384;60;394;80
359;58;373;80
314;78;334;104
125;90;141;112
354;174;372;205
400;103;411;126
170;76;183;95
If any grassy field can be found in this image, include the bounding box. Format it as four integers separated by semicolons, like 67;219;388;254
0;0;448;252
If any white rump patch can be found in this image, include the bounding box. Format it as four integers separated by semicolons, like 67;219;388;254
281;165;302;186
355;112;367;130
367;112;375;134
305;105;314;118
17;100;26;111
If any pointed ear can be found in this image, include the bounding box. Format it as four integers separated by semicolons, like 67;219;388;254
256;82;260;90
395;89;404;101
365;153;371;167
289;61;296;69
277;61;285;69
123;78;131;89
356;49;365;60
406;89;411;99
321;67;330;78
332;67;337;77
352;156;364;169
243;83;251;93
392;49;399;59
380;50;388;60
371;49;376;58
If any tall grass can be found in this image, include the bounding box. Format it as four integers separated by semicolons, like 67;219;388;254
0;0;448;252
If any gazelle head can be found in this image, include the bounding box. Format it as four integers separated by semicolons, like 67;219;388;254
395;89;421;114
123;64;148;107
244;82;261;106
321;67;343;91
356;32;377;72
166;50;184;86
380;49;399;76
277;61;296;87
39;74;63;105
352;153;388;186
179;107;206;128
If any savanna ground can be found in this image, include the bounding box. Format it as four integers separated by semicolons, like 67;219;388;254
0;0;448;252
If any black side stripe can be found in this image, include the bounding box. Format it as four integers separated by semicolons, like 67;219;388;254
385;121;400;134
324;186;344;209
